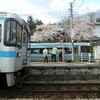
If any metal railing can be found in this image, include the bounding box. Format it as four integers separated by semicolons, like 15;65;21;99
81;53;93;62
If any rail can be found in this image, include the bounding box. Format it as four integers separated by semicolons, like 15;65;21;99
0;83;100;99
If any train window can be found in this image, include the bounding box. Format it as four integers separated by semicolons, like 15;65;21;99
10;21;17;44
31;49;42;54
4;20;22;47
65;48;71;54
0;24;1;42
4;20;17;45
64;47;78;54
48;49;52;54
5;21;10;43
81;46;91;53
17;24;21;46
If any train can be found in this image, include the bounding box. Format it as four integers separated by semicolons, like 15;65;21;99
28;42;92;62
0;12;30;87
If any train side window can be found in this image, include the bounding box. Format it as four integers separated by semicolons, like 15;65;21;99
31;49;40;54
0;24;1;42
48;49;52;54
81;46;90;53
65;48;71;54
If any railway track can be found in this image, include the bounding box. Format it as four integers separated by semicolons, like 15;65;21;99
0;83;100;99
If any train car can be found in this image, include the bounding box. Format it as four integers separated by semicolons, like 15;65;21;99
0;12;30;87
28;42;91;62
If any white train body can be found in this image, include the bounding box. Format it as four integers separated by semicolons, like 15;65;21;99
0;12;30;87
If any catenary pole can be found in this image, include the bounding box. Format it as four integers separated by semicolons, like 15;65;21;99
70;2;74;61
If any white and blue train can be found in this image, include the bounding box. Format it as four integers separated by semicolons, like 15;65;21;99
0;12;30;87
28;42;91;62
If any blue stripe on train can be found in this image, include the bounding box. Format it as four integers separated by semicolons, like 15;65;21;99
30;54;80;58
0;51;16;58
0;18;7;20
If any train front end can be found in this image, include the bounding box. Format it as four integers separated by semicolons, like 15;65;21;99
0;12;29;87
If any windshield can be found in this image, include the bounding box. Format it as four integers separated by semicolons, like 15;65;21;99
4;19;22;47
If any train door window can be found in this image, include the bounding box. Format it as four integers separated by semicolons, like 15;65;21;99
0;24;1;42
17;24;22;46
5;20;10;43
23;30;27;47
10;21;17;44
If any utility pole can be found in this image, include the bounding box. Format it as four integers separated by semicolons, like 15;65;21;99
70;2;73;29
70;2;74;62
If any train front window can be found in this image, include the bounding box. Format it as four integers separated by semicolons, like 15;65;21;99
4;19;22;47
0;24;1;42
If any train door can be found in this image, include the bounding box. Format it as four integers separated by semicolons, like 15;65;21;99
22;28;27;67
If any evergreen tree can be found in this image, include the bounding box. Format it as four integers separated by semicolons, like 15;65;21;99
35;19;43;25
27;16;36;36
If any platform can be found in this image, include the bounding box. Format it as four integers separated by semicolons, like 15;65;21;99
23;61;100;84
29;61;100;68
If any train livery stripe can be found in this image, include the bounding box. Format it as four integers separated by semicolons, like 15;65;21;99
0;51;16;58
30;54;80;58
29;43;90;48
0;18;7;20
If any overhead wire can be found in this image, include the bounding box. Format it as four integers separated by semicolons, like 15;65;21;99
19;0;92;20
72;0;77;4
74;0;85;13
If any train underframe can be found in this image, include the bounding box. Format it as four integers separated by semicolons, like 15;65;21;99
0;67;30;87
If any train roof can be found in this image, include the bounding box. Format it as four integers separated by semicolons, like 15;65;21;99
0;12;30;33
28;42;91;48
0;12;23;24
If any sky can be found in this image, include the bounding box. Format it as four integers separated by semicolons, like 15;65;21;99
0;0;100;24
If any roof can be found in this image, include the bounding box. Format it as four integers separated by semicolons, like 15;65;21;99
95;22;100;25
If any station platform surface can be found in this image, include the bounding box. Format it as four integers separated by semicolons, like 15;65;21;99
29;61;100;68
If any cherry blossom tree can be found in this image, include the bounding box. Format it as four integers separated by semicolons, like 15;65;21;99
30;12;97;43
31;24;64;42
